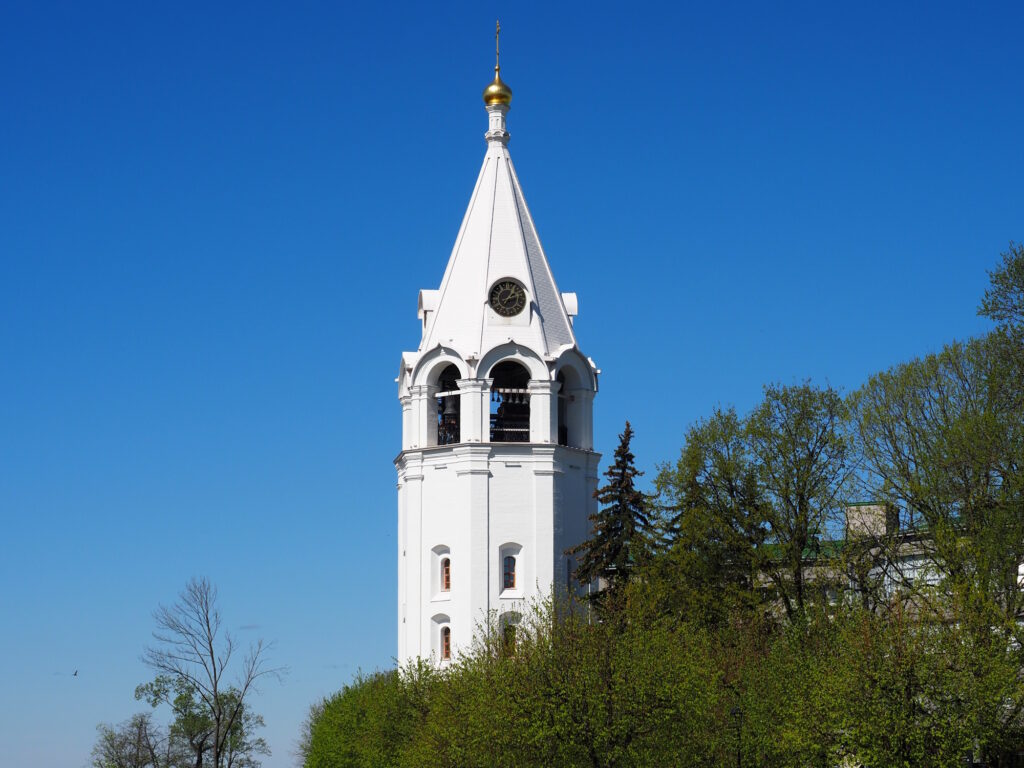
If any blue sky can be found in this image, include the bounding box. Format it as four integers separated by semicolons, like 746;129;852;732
1;2;1021;766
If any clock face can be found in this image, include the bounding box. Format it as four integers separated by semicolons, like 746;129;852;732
489;280;527;317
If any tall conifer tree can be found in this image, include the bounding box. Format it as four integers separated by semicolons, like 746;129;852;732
569;421;651;599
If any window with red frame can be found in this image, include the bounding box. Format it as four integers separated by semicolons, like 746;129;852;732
441;626;451;660
441;558;451;591
503;555;516;590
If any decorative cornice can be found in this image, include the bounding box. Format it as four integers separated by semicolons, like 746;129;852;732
456;468;493;477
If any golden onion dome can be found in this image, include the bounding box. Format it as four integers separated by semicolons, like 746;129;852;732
483;66;512;106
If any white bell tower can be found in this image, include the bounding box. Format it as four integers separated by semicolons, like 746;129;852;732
395;30;600;665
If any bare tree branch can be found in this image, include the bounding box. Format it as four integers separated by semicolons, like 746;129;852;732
139;577;284;768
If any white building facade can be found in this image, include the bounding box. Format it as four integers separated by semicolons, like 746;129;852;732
395;59;600;665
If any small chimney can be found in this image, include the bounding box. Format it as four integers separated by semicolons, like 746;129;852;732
845;503;898;539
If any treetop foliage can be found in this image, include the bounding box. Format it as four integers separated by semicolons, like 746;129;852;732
980;241;1024;340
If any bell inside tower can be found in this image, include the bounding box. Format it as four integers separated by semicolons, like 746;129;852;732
489;361;530;442
436;364;461;445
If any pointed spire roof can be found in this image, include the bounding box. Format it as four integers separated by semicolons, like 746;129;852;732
418;56;577;362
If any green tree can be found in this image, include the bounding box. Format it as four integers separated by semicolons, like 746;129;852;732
303;598;724;768
568;421;651;606
217;692;269;768
832;604;1020;767
733;620;844;767
980;241;1024;342
748;382;852;621
853;337;1024;627
91;713;184;768
654;384;852;624
850;247;1024;761
139;578;279;768
135;676;214;767
302;669;422;768
649;407;765;626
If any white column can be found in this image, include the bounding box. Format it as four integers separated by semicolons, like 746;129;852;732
573;389;595;451
410;384;438;448
458;379;491;443
400;395;413;451
400;453;425;661
397;473;405;660
532;447;559;597
456;444;491;658
528;380;559;444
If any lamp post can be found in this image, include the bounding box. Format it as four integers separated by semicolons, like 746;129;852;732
730;705;743;768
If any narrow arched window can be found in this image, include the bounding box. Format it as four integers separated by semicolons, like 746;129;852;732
441;626;451;660
489;361;531;442
441;558;451;592
436;364;461;446
503;555;516;590
503;623;516;653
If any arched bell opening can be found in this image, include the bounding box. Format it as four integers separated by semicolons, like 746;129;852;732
556;371;569;446
436;364;461;446
489;361;530;443
556;366;584;448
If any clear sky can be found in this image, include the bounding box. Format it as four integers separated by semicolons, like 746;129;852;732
1;2;1021;766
